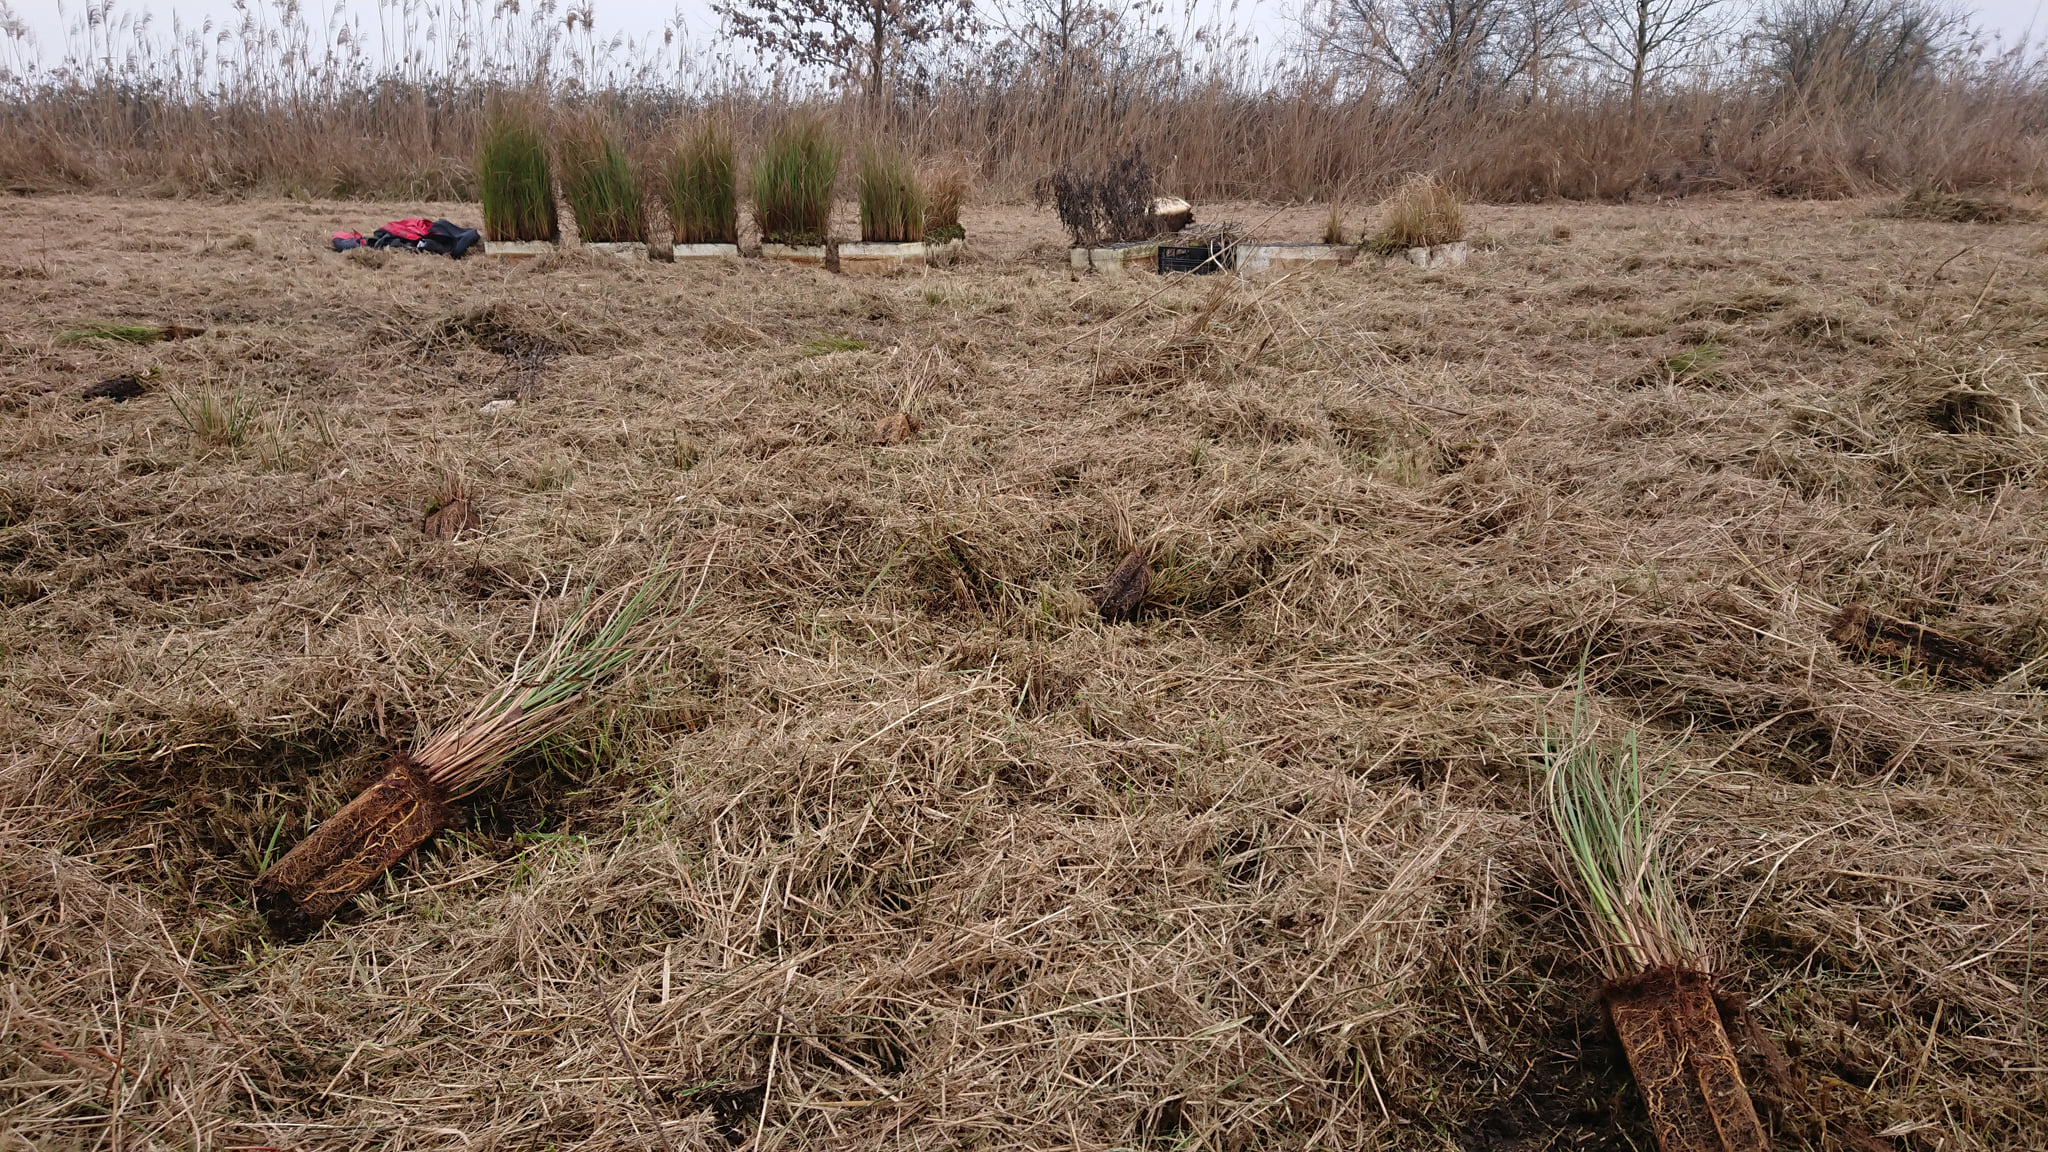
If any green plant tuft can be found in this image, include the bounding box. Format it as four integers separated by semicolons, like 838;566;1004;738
802;334;869;356
1541;683;1700;982
754;119;840;247
666;122;738;245
478;101;558;243
1657;338;1724;385
857;148;924;243
61;323;165;344
171;385;259;449
414;556;693;795
560;116;645;245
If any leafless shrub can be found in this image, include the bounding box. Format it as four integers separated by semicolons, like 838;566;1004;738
1034;147;1157;247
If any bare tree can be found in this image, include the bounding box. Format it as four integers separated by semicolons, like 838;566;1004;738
714;0;976;102
1577;0;1728;119
993;0;1172;100
1755;0;1967;103
1329;0;1577;103
1014;0;1106;95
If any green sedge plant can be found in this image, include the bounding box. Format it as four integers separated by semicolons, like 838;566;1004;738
478;101;559;243
666;122;738;245
754;118;840;247
857;148;924;243
414;558;694;797
1541;684;1700;981
559;115;645;245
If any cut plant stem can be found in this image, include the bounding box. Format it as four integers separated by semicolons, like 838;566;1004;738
253;563;687;934
1542;695;1766;1152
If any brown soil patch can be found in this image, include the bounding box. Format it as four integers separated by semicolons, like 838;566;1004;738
81;372;148;400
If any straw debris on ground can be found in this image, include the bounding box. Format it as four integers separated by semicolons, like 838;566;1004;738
3;193;2047;1151
1878;187;2038;225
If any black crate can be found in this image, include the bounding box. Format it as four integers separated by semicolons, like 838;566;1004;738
1157;242;1232;274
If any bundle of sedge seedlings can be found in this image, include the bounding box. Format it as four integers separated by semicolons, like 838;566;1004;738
255;561;692;935
1543;690;1768;1152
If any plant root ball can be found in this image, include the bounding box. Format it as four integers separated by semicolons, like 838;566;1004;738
1096;547;1152;622
1150;197;1194;233
874;412;919;445
1604;967;1767;1152
254;754;455;937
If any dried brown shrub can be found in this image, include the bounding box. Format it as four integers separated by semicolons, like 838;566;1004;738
1879;186;2039;224
1375;173;1466;249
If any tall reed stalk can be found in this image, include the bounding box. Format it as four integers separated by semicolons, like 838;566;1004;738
666;123;738;245
754;119;839;247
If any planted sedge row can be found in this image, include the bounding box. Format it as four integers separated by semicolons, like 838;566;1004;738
481;105;965;253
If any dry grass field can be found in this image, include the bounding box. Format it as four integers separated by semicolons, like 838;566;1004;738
4;192;2047;1151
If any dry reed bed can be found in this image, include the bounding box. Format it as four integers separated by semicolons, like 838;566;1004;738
8;79;2048;203
2;193;2046;1150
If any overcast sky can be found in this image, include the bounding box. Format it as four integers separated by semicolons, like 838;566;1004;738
14;0;2047;69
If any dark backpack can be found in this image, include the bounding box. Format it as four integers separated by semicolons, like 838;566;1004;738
420;219;481;259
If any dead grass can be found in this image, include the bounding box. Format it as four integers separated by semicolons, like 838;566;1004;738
1879;186;2040;225
2;192;2047;1151
1375;173;1467;249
